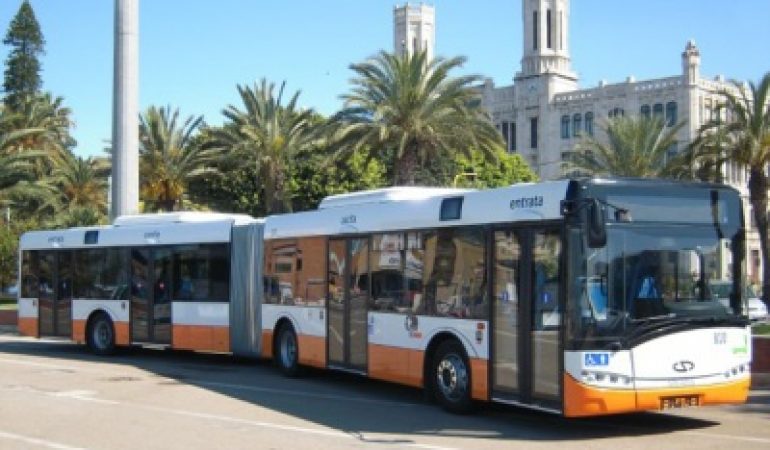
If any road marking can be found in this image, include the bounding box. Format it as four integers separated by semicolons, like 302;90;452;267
1;384;458;450
0;430;86;450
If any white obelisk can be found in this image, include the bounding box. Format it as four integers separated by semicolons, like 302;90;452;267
111;0;139;220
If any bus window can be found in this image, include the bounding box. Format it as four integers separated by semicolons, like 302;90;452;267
21;251;39;298
74;248;128;300
172;244;229;302
424;227;487;319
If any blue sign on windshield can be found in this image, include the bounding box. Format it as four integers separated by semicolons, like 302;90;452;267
585;353;610;366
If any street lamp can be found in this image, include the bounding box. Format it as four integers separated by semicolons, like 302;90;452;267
453;172;477;187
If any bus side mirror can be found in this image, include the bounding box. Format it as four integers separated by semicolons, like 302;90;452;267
587;199;607;248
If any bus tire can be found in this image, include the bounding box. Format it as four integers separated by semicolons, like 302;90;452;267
432;340;473;414
275;324;301;377
87;313;116;356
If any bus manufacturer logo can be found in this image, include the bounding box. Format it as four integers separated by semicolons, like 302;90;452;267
672;360;695;373
714;332;727;345
584;353;609;366
47;236;64;244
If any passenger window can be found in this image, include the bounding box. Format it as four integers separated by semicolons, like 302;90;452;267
424;227;487;319
172;244;229;302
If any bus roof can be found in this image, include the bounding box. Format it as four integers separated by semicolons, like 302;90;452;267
264;180;570;239
20;212;261;250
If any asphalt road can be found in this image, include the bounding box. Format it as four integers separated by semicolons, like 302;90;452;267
0;331;768;450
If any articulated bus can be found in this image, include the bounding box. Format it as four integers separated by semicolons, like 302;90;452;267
17;178;752;416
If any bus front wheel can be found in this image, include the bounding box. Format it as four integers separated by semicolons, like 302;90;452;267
432;340;473;414
87;313;116;356
275;324;301;377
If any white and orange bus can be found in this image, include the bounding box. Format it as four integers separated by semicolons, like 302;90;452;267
17;178;752;416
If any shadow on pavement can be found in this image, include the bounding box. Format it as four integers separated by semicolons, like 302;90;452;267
0;338;724;444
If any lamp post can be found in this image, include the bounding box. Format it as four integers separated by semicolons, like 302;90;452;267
111;0;139;220
452;172;477;188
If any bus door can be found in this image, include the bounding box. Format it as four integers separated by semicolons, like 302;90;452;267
491;227;562;410
327;238;369;371
38;250;73;337
130;248;172;344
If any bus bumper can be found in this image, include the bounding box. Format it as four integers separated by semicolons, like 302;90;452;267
563;373;750;417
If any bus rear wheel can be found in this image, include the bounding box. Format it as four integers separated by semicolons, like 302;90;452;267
432;340;473;414
87;313;116;356
275;324;301;377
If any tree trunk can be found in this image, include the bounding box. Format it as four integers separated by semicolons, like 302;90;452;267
748;169;770;305
162;180;176;212
394;148;418;186
267;165;289;214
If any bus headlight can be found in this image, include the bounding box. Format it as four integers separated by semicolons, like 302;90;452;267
581;370;633;387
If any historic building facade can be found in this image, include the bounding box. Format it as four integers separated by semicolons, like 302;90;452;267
394;0;764;287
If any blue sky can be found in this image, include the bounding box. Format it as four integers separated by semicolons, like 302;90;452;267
1;0;768;157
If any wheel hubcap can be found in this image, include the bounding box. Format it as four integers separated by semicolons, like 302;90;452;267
436;353;468;401
280;332;297;367
94;321;111;349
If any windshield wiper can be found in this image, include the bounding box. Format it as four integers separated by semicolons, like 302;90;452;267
631;313;676;324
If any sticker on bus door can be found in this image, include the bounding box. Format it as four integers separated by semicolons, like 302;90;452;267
584;353;610;366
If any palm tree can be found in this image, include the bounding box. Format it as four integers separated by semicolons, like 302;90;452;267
694;74;770;303
0;151;37;205
333;50;503;186
43;152;109;216
0;116;48;215
1;93;74;170
213;79;320;214
570;116;685;178
139;105;219;212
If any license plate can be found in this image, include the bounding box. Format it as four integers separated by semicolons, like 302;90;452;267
660;396;700;409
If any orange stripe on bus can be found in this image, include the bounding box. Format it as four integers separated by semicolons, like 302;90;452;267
297;334;326;368
17;317;38;337
261;330;273;359
368;344;423;387
172;325;230;353
115;321;130;346
72;319;87;344
563;373;637;417
563;373;751;417
470;358;489;401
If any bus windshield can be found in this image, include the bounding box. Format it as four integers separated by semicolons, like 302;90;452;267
569;224;744;346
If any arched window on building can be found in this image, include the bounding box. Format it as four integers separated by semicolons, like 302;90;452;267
653;103;664;120
572;113;582;137
609;108;624;118
641;104;651;119
666;101;677;126
561;115;570;139
585;112;594;136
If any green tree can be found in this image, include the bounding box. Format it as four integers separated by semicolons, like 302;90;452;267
187;162;263;217
40;152;109;220
212;79;321;214
693;74;770;303
3;0;45;111
0;225;18;293
139;105;219;212
289;146;386;212
333;50;503;186
571;116;686;178
453;148;538;188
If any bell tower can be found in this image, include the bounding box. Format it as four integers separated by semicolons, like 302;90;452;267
517;0;576;80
